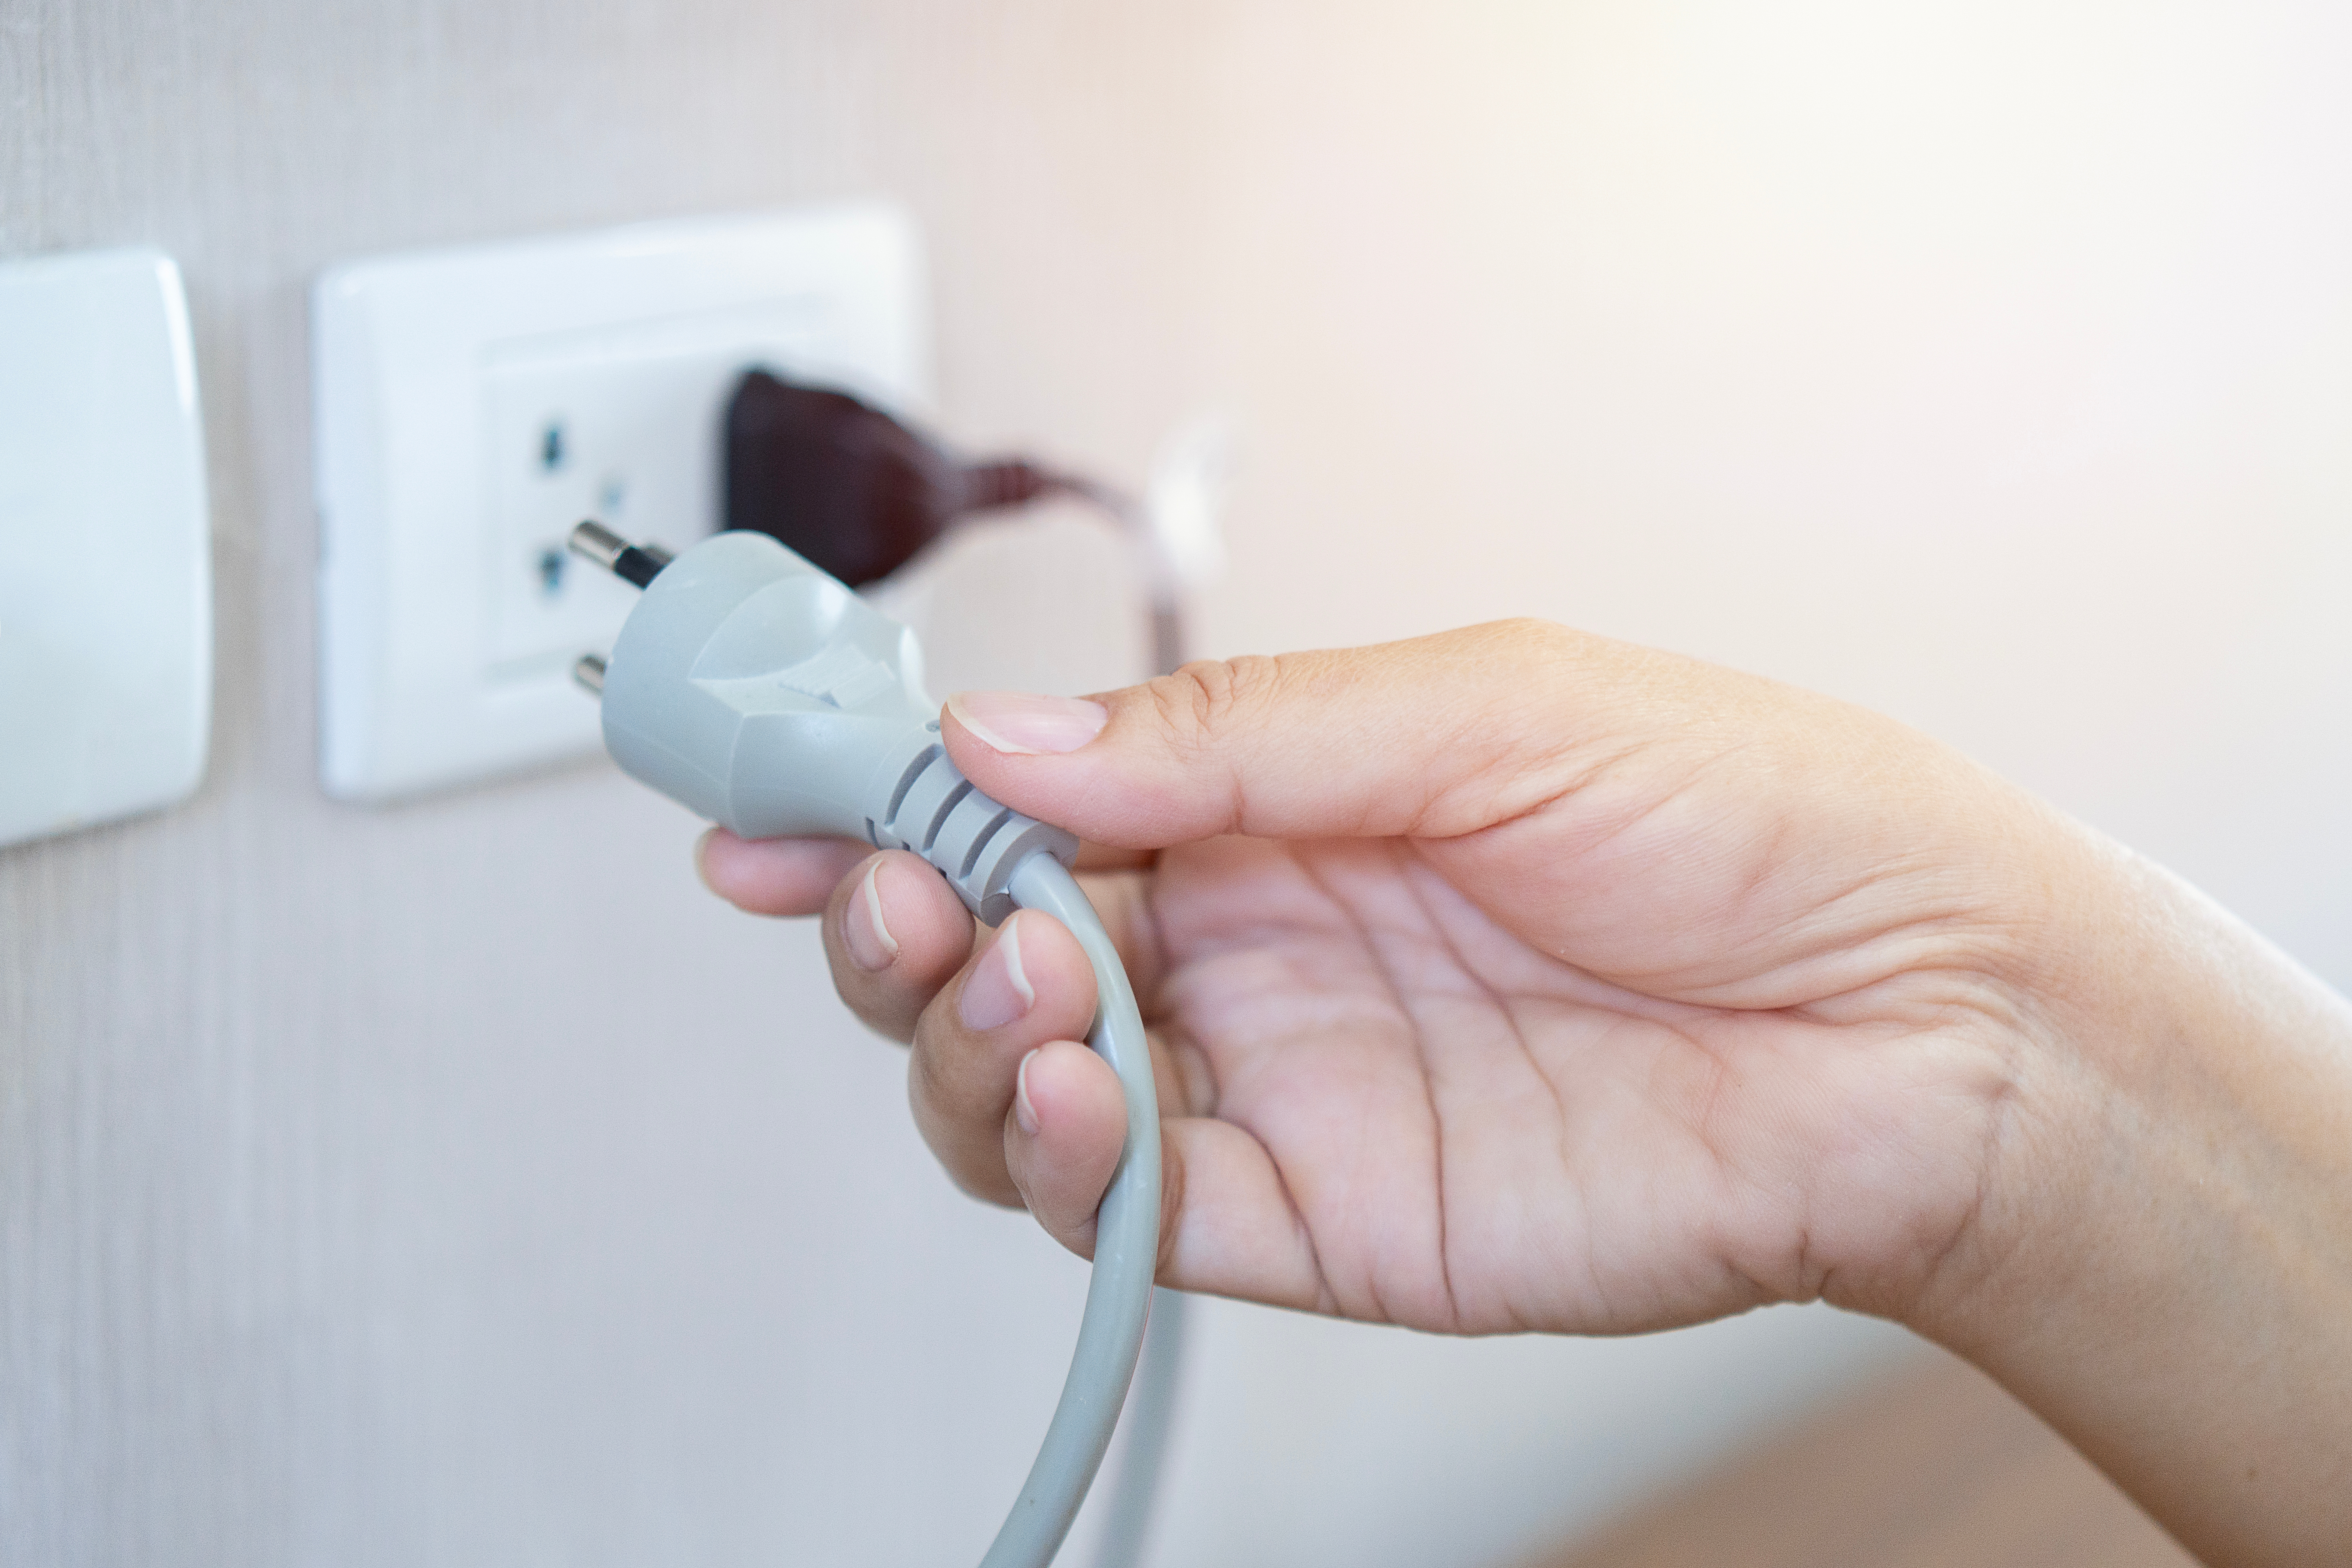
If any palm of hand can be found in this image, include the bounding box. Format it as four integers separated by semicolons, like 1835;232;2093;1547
1127;830;2018;1335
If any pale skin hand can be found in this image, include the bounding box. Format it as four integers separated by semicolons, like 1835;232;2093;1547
698;620;2352;1566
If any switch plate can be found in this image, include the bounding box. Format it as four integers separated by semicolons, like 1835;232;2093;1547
312;206;926;802
0;247;212;849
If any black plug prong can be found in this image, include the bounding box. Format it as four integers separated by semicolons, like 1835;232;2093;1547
568;520;673;589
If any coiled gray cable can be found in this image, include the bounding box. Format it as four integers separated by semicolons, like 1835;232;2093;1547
981;853;1164;1568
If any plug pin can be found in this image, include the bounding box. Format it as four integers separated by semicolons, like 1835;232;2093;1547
573;653;606;695
568;520;673;589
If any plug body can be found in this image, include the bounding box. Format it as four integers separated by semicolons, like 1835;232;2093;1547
599;529;1076;923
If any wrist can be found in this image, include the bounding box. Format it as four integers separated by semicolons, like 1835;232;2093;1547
1895;821;2352;1563
1917;823;2345;1341
1888;820;2161;1346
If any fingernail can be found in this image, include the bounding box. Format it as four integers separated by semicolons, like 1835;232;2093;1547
959;914;1037;1030
842;858;899;971
947;691;1109;756
1014;1049;1042;1135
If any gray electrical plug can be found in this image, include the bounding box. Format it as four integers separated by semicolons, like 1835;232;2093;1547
568;519;1159;1568
569;521;1077;925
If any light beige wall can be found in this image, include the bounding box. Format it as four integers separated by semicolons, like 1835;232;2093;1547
1143;8;2351;1561
0;5;1234;1564
1185;0;2352;989
10;4;2344;1567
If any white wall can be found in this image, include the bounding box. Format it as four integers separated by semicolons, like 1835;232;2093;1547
1137;7;2350;1562
3;4;2343;1568
1186;0;2352;993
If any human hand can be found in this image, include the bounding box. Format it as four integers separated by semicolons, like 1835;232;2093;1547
701;617;2352;1563
697;620;2078;1336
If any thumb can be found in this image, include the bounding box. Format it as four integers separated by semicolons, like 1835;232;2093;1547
940;619;1625;849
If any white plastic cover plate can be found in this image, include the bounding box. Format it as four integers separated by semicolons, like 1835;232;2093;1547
311;205;926;803
0;247;212;849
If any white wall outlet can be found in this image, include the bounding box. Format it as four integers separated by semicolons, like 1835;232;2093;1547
0;247;212;849
312;205;926;803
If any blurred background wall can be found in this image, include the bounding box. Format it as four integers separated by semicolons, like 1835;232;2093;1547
1187;0;2352;997
0;3;2342;1566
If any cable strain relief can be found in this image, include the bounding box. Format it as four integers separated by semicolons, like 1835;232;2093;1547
866;738;1079;924
959;822;1081;925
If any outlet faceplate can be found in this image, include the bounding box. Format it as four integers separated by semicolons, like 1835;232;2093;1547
313;206;926;803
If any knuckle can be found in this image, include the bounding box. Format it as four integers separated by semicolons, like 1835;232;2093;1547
1139;656;1284;835
1144;654;1283;752
1485;615;1579;663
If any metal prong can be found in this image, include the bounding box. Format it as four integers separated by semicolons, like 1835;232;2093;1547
568;520;673;589
573;653;607;695
569;520;629;572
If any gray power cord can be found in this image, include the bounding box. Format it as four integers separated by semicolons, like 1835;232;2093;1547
568;521;1161;1568
1088;1285;1187;1568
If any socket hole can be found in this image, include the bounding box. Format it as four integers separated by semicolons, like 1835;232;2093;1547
598;475;626;515
537;548;566;597
541;421;566;472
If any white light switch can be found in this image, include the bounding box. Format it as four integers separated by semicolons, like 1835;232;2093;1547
0;247;212;849
312;206;926;803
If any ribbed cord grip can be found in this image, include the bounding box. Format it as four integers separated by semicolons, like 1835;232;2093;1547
866;738;1078;925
